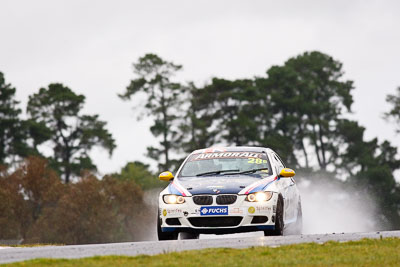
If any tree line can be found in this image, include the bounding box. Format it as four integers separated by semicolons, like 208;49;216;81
1;50;400;244
0;157;154;244
0;73;162;244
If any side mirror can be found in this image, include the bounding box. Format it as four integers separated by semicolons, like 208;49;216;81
159;171;174;181
279;168;295;178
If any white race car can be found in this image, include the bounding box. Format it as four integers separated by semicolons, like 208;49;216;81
157;146;302;240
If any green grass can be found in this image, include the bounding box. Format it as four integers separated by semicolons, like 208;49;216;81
3;237;400;266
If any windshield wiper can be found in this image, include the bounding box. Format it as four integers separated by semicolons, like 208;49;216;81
236;167;269;175
196;169;240;177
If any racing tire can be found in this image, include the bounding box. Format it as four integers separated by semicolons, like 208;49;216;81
264;194;284;236
179;232;199;240
157;209;178;241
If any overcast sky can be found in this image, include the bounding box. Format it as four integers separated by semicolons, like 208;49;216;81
1;0;399;175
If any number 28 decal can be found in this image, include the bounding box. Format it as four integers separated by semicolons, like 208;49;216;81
248;158;268;164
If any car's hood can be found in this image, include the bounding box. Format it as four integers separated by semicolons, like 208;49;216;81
177;175;263;195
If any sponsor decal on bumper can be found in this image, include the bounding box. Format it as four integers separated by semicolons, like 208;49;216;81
229;207;244;214
247;205;272;215
200;206;228;216
248;206;255;214
255;206;272;212
163;208;183;216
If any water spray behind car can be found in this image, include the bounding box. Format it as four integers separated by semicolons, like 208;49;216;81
297;173;380;234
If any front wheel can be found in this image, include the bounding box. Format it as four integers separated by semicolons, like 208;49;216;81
264;194;284;236
157;209;178;241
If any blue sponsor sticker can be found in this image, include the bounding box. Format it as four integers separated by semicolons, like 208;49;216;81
200;206;228;216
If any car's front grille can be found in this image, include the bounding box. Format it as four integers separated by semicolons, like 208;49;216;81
193;195;213;205
189;216;243;227
216;195;237;205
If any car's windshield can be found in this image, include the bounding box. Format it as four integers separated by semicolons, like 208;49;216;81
179;151;271;178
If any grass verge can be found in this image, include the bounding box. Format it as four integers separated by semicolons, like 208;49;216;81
2;237;400;266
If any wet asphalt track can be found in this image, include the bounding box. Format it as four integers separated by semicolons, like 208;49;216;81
1;231;400;264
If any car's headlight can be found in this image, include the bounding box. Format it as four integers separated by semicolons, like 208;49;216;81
163;194;185;204
246;191;273;202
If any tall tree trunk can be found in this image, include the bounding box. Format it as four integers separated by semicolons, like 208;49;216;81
64;149;71;183
312;124;323;169
161;88;169;170
0;136;4;164
190;113;196;150
297;123;309;168
317;123;327;170
300;139;309;169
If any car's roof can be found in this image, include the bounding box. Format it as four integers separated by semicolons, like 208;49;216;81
191;146;273;155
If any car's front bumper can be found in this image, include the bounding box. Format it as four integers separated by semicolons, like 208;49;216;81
159;193;278;234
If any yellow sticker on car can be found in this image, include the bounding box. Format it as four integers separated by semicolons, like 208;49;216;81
248;207;255;214
248;158;268;164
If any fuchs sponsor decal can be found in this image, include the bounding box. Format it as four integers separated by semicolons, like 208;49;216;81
192;152;262;161
200;206;228;216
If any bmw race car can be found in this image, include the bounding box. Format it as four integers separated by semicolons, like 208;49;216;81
157;146;302;240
